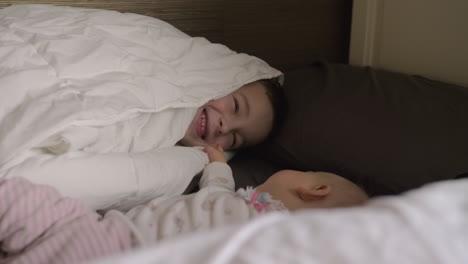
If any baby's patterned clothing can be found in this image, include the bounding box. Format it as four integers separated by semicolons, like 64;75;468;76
125;162;287;245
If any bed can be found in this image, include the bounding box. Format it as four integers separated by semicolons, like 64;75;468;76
1;1;467;264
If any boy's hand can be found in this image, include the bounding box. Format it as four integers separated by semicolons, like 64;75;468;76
203;144;227;163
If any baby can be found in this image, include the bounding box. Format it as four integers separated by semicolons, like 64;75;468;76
0;145;367;264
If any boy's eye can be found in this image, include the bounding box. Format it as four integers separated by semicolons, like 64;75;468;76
231;133;237;148
233;97;239;113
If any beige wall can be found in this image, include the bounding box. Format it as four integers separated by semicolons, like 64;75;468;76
350;0;468;87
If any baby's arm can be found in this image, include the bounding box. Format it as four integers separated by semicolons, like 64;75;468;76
199;145;234;191
0;178;132;264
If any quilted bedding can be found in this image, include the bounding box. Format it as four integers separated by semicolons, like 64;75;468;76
0;4;281;210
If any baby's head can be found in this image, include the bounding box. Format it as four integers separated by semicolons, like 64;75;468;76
255;170;368;211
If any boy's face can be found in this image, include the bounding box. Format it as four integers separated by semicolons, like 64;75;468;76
179;81;274;150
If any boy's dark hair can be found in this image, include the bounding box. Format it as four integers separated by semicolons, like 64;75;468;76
258;77;288;141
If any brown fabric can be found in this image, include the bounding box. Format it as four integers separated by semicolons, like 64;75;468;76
230;61;468;196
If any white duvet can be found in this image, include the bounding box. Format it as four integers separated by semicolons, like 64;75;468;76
91;178;468;264
0;4;281;210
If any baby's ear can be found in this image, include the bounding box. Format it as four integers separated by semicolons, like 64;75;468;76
296;185;332;200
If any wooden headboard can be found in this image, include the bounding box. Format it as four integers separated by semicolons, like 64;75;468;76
0;0;352;71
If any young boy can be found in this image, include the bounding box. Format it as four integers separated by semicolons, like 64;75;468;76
0;145;367;264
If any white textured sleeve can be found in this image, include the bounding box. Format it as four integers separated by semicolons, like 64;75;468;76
1;147;208;211
119;146;209;211
199;162;235;191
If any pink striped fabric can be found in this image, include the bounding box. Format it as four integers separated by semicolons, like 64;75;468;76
0;178;133;264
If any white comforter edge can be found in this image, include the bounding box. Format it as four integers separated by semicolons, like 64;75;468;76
91;177;468;264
